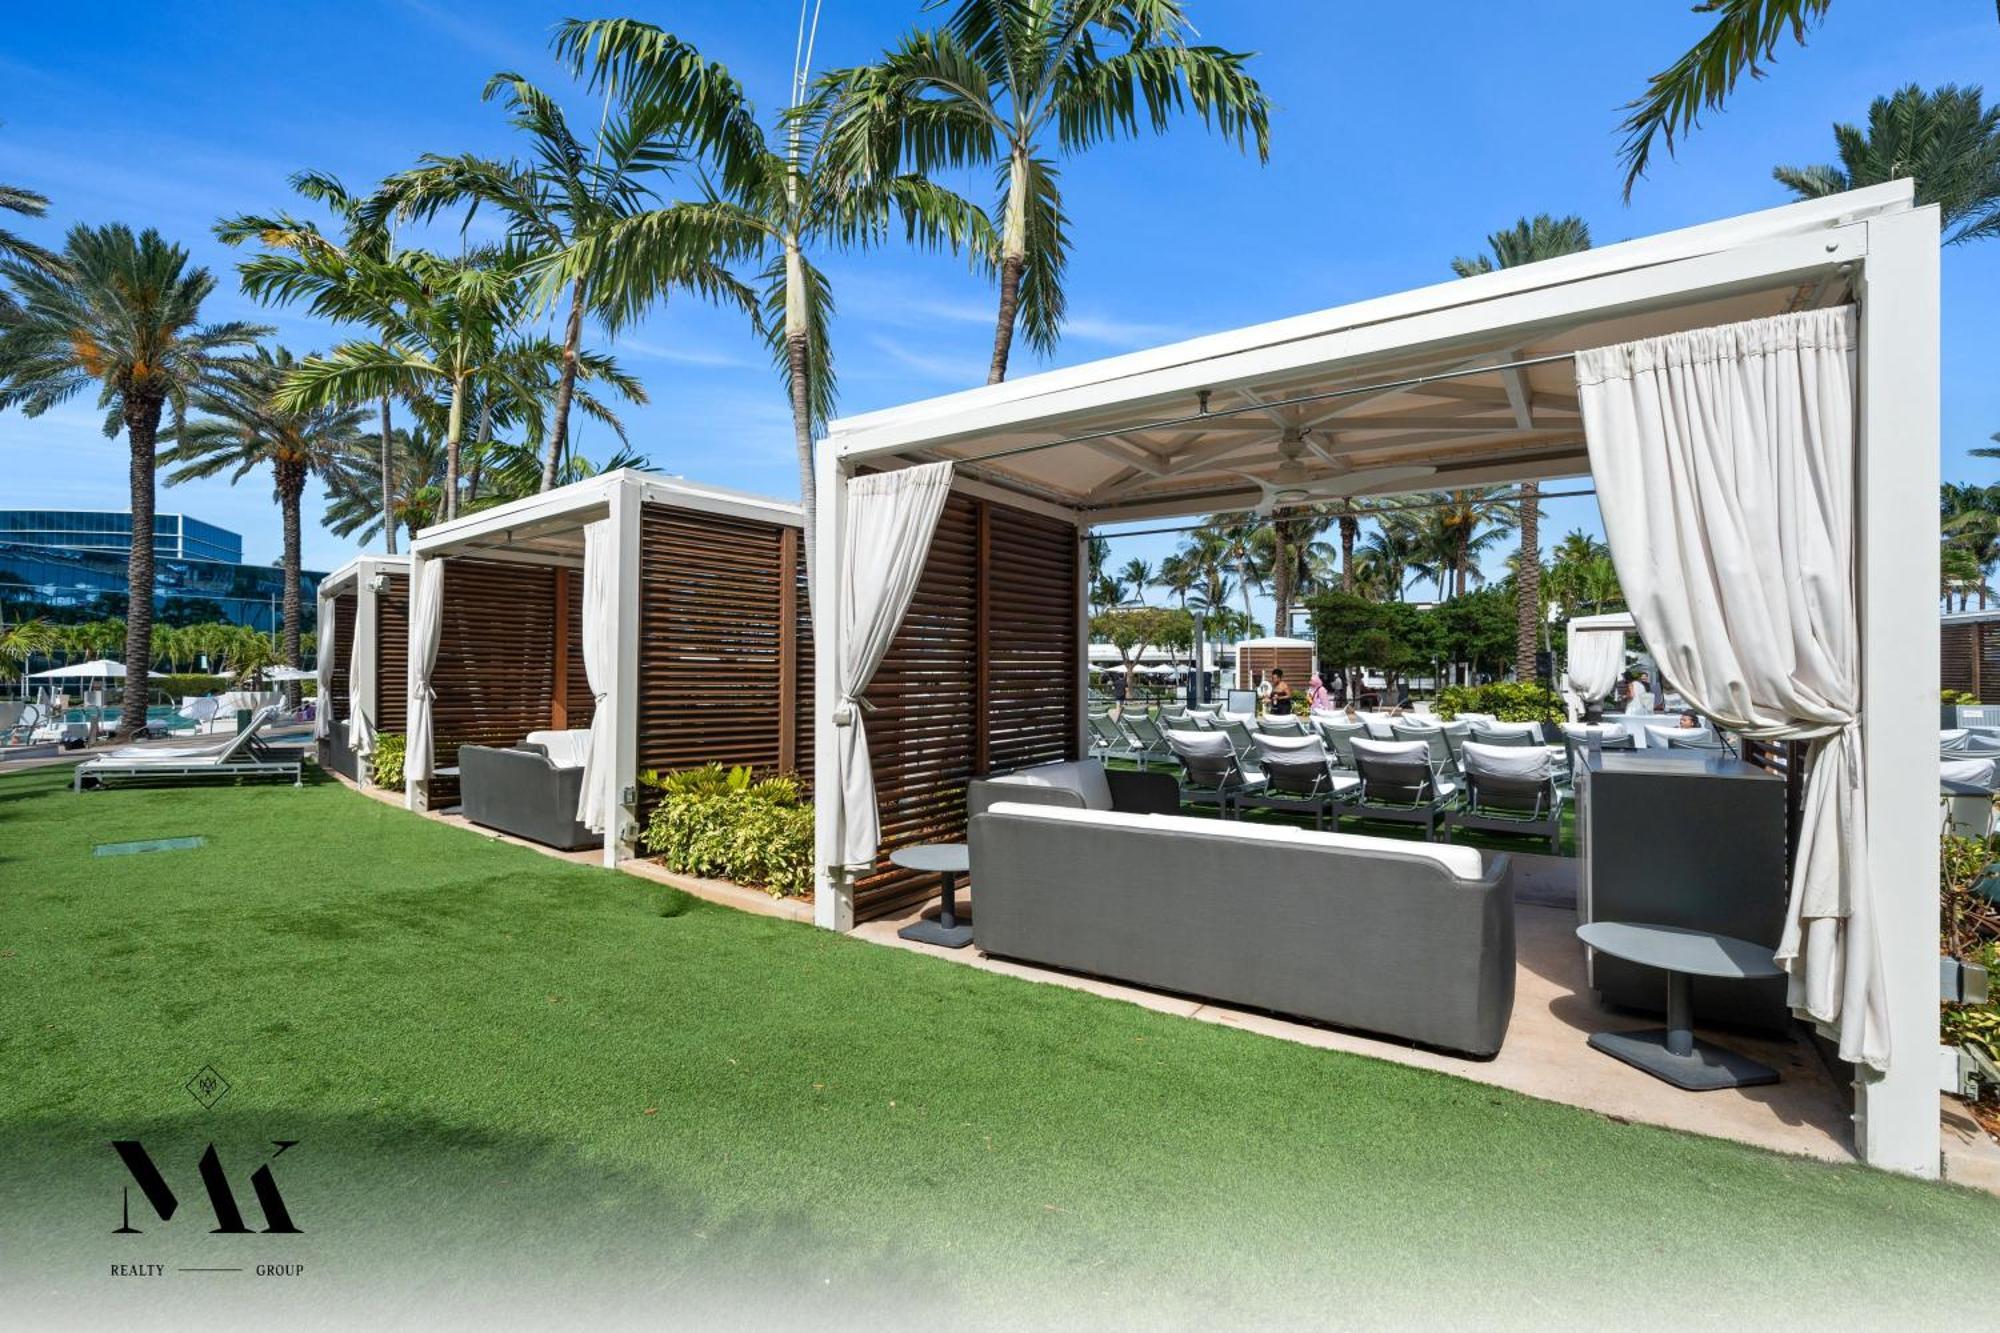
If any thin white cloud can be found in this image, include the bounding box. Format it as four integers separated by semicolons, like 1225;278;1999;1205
867;336;982;384
613;336;757;370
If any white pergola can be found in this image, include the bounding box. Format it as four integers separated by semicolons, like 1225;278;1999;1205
812;183;1942;1174
406;469;804;866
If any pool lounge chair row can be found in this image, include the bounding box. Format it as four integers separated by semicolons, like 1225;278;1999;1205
73;706;300;791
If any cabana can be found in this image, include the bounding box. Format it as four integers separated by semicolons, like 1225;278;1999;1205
404;470;808;865
1561;611;1637;720
1234;636;1315;691
315;554;409;782
810;184;1940;1174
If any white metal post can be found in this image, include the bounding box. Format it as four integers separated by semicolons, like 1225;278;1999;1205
1854;204;1942;1176
1076;518;1091;758
813;448;854;931
403;551;427;813
606;476;643;868
354;562;379;750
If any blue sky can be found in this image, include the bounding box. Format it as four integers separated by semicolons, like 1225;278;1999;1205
4;2;1997;629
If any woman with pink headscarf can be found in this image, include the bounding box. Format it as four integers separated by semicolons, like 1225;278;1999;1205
1306;672;1333;713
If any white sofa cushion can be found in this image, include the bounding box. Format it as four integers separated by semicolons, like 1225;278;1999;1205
525;728;592;769
982;801;1489;881
983;758;1113;811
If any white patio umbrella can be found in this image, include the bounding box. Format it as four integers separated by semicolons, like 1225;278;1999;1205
29;659;126;680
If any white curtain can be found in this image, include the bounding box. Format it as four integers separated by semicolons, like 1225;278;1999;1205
404;556;446;797
1562;614;1632;721
347;588;377;757
825;461;955;868
1577;306;1884;1069
576;520;617;834
314;592;336;741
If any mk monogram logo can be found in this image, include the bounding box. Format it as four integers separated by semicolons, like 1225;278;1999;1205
111;1141;302;1235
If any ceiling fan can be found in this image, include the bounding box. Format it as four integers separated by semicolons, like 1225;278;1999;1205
1225;426;1436;515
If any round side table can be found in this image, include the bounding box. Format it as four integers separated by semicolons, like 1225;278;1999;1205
892;842;973;949
1575;921;1786;1091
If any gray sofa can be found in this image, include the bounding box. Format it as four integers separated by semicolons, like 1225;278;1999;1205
458;729;601;851
966;763;1515;1057
966;757;1181;819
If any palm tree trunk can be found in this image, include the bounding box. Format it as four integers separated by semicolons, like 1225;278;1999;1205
443;373;466;522
1515;481;1541;682
379;395;397;554
543;278;587;493
784;237;817;616
1340;516;1357;593
117;396;162;739
987;148;1029;385
1272;525;1292;637
277;460;306;710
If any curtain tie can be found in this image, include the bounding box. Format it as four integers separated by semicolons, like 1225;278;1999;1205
833;694;876;727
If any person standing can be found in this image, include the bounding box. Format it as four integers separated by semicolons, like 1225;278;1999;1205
1268;668;1293;716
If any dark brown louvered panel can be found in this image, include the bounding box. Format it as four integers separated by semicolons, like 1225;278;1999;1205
634;505;802;832
1943;622;1979;699
376;577;409;733
791;528;814;781
984;504;1080;775
327;593;355;725
427;559;566;807
559;567;595;733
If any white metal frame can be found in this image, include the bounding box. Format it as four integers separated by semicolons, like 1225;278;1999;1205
317;554;409;763
406;470;803;869
810;185;1943;1176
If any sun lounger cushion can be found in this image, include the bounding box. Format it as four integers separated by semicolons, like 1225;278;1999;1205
975;757;1113;811
1941;756;1996;789
524;729;592;769
1460;741;1554;782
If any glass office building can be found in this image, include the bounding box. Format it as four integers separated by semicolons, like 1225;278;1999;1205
0;510;243;562
0;510;321;632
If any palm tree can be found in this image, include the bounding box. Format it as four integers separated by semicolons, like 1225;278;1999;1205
1201;514;1266;624
827;0;1272;383
1355;514;1420;603
1774;84;2000;246
0;224;266;737
218;173;407;552
167;346;371;693
0;172;63;319
552;18;994;601
0;617;56;681
1154;551;1196;608
273;245;533;522
372;67;740;492
1116;557;1153;605
323;424;445;550
1615;2;1999;197
1450;213;1592;681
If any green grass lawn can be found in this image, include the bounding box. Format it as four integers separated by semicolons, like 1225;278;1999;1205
3;764;1993;1328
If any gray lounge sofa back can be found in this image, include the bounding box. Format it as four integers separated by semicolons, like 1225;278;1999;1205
458;733;601;851
969;801;1515;1057
966;757;1180;818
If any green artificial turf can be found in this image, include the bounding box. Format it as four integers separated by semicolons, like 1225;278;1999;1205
3;765;1994;1327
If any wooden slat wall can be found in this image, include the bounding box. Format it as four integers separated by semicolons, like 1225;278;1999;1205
1941;620;2000;701
426;559;566;806
1740;737;1810;871
853;494;1080;922
327;593;355;725
561;567;595;733
634;504;804;832
376;577;409;733
792;529;815;779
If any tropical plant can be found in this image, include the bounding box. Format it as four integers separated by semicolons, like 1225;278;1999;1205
0;224;267;736
1116;557;1154;604
1616;1;2000;197
1090;605;1193;698
1941;482;2000;609
271;244;535;522
167;346;371;693
1450;213;1591;681
0;168;62;320
371;64;730;492
1433;681;1563;724
826;0;1272;382
0;616;56;679
1408;489;1519;606
217;173;408;552
370;732;408;789
551;18;994;610
639;763;813;897
1775;84;2000;245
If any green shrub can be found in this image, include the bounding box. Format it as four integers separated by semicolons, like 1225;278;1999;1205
640;764;813;898
1941;835;2000;1076
1943;689;1980;707
1433;681;1562;722
370;733;406;790
152;673;231;699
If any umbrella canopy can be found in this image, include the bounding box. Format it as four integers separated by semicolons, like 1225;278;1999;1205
29;659;126;680
259;665;316;682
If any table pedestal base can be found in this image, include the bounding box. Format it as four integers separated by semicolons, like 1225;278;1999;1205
1587;1029;1778;1091
896;870;973;949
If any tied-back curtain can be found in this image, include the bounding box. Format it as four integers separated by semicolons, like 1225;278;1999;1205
348;590;377;757
1576;305;1885;1069
826;461;955;869
404;557;446;790
314;592;336;741
1563;616;1630;721
576;520;616;834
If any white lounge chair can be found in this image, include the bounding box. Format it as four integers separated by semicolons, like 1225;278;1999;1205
73;706;299;791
